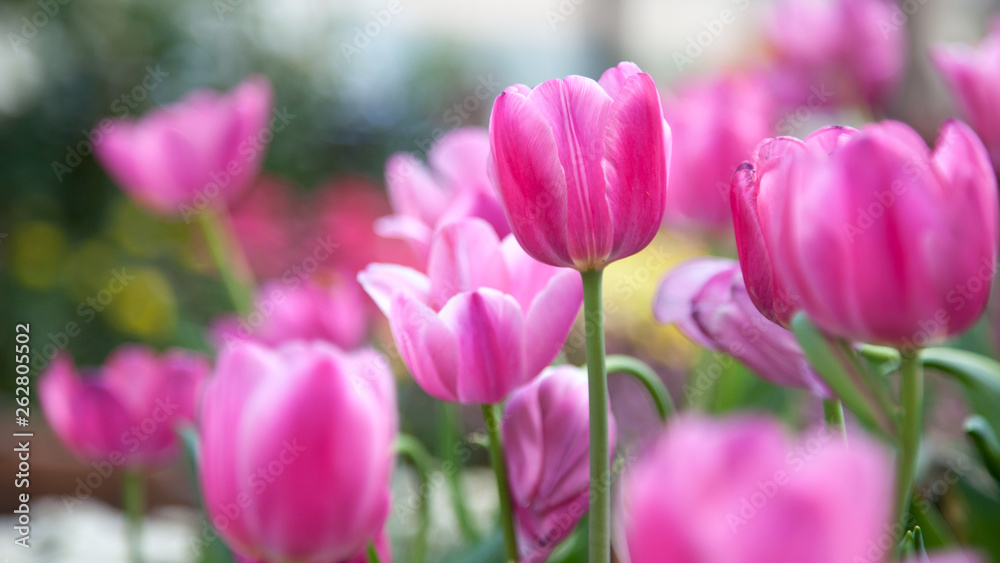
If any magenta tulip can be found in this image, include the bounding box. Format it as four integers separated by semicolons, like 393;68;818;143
933;19;1000;168
731;121;998;346
199;341;395;563
502;365;616;562
622;415;893;563
488;61;671;270
211;271;369;351
660;74;774;232
358;218;582;404
654;257;828;396
95;76;273;218
39;345;208;468
376;127;510;258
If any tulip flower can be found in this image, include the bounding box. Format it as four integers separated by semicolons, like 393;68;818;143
39;345;209;468
95;76;273;218
766;0;905;109
654;257;828;396
211;271;369;351
503;365;617;562
376;127;510;259
488;61;670;271
731;120;998;346
933;19;1000;168
199;341;395;563
358;218;582;404
660;74;774;233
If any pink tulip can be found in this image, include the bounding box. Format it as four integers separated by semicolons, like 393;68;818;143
228;176;301;278
933;19;1000;168
654;257;828;396
766;0;905;108
731;121;998;346
660;74;774;232
39;345;208;468
622;414;893;563
199;341;395;563
95;76;273;217
503;365;616;562
377;127;510;258
488;62;671;270
210;271;369;351
358;218;582;404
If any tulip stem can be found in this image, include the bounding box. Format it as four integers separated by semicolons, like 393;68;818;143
197;208;256;315
481;403;518;562
367;541;382;563
895;352;924;525
123;470;145;563
606;354;674;423
822;399;847;443
440;403;480;542
581;268;610;563
395;434;432;563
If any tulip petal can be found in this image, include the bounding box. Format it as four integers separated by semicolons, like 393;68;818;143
427;218;509;308
522;269;583;380
357;263;431;317
389;293;461;402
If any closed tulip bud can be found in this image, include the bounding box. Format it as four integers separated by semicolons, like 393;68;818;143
199;341;395;563
503;366;616;562
654;257;827;396
488;62;671;270
39;345;208;468
359;218;582;404
731;121;998;346
95;76;273;217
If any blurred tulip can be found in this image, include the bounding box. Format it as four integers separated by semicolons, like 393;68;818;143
732;121;998;346
660;74;775;233
622;415;893;563
933;19;1000;168
199;341;395;563
228;176;301;278
358;218;582;404
210;270;369;350
503;365;616;562
488;61;671;270
40;345;208;468
95;76;273;217
377;127;510;259
766;0;904;109
654;257;827;395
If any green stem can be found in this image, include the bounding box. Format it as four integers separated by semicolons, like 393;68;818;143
123;470;145;563
581;268;610;563
605;354;674;423
440;403;479;542
822;399;846;443
896;352;924;525
367;541;382;563
395;434;432;563
481;404;518;562
197;208;256;315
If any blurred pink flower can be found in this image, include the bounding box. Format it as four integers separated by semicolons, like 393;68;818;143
654;257;827;396
933;18;1000;169
489;62;671;270
95;76;274;217
228;176;302;278
39;345;208;468
766;0;905;109
376;127;510;260
503;365;616;562
731;121;998;346
199;341;395;563
660;74;775;233
358;218;582;404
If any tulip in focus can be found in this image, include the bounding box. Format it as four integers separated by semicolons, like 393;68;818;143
95;76;273;218
199;341;395;563
377;127;510;259
359;218;582;404
731;121;998;346
933;19;1000;169
654;257;827;396
503;365;617;562
40;345;209;467
489;62;671;270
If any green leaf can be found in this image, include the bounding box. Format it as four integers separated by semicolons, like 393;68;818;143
965;415;1000;487
920;347;1000;437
